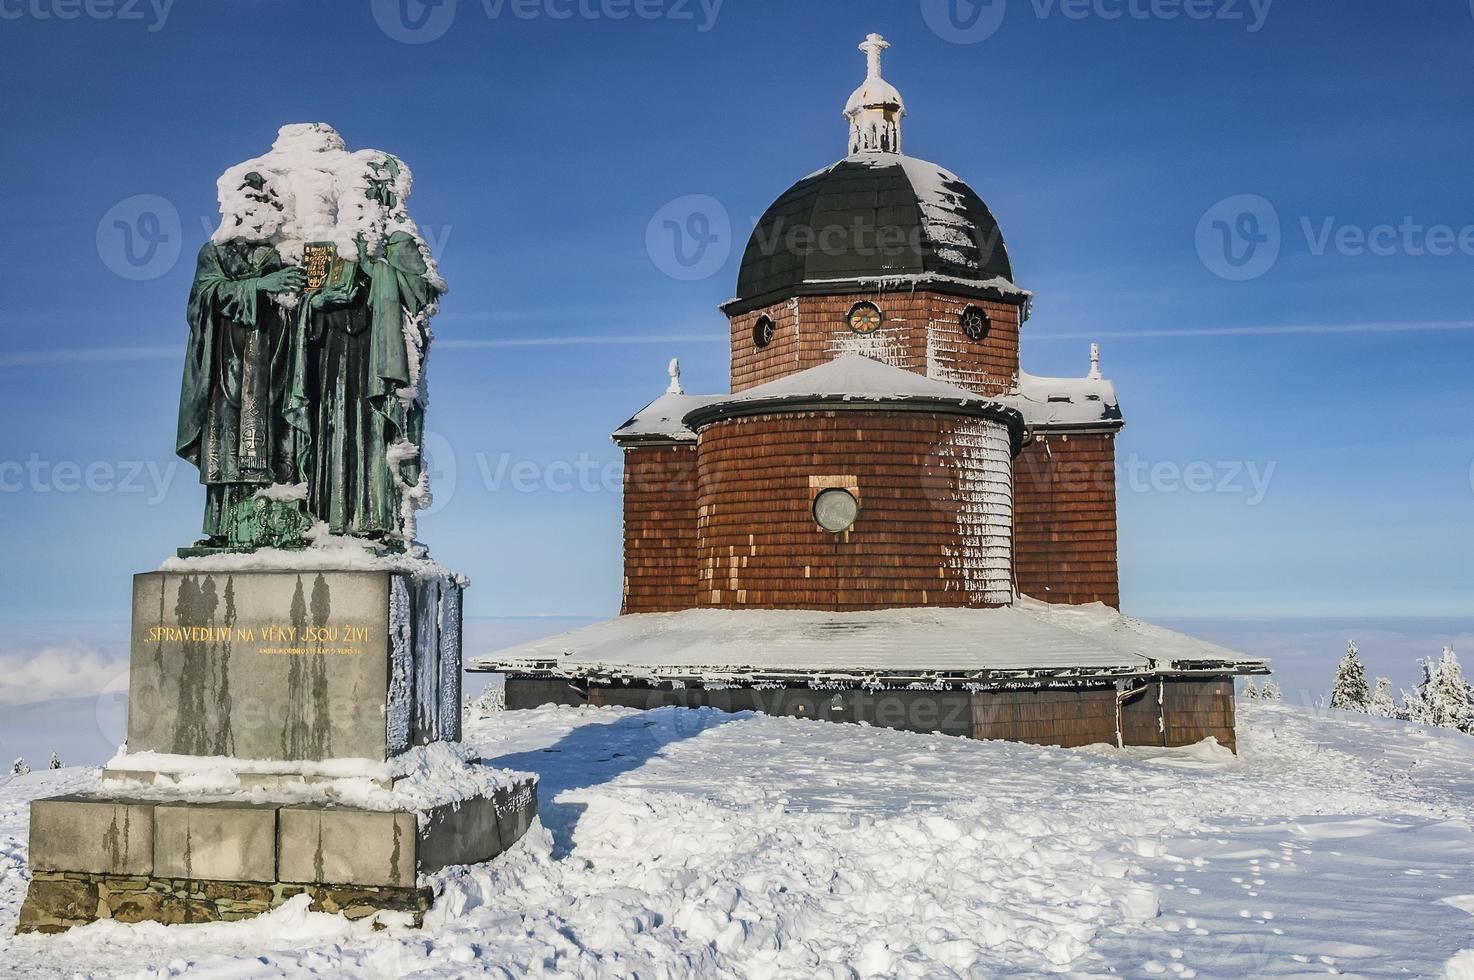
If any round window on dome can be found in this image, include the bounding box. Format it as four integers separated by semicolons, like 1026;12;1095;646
813;488;859;533
846;301;883;335
960;305;992;343
753;315;776;349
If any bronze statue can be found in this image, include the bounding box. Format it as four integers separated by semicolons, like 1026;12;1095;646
176;128;444;555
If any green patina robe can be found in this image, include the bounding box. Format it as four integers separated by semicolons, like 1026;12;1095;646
300;232;440;538
177;241;305;539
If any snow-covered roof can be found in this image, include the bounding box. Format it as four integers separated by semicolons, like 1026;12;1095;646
1004;371;1123;431
684;355;1023;434
612;392;720;445
614;356;1024;445
727;151;1019;315
471;597;1267;686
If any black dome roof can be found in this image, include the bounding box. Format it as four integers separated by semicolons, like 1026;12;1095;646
728;154;1016;314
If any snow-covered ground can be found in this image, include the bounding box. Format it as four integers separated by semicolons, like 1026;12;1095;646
4;701;1474;977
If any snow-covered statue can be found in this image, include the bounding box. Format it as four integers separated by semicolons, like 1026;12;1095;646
177;124;445;554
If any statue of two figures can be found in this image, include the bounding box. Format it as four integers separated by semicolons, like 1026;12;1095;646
175;125;445;556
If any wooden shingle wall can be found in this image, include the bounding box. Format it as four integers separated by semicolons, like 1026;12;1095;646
1013;433;1121;608
503;676;1243;753
971;686;1119;748
621;445;699;613
694;410;1014;610
1120;678;1237;753
728;290;1022;395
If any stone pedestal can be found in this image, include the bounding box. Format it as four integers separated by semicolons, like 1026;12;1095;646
17;567;538;934
126;569;462;762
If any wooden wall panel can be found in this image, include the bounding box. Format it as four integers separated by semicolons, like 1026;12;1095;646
971;687;1119;748
1120;678;1237;752
728;290;1022;395
621;445;699;613
695;411;1013;611
1013;433;1121;608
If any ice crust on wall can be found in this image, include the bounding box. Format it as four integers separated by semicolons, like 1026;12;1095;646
940;419;1015;605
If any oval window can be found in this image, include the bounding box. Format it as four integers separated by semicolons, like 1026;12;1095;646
813;487;859;533
753;315;775;349
846;301;883;335
960;305;991;342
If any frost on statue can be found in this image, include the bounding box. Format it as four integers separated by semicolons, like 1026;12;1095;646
177;123;446;557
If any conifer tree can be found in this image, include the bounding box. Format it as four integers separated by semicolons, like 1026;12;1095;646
1330;640;1371;711
10;758;29;776
1242;680;1260;700
48;752;61;770
1401;657;1436;724
1423;647;1473;733
1367;678;1396;718
1260;680;1284;702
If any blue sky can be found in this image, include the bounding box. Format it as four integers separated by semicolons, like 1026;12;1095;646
0;0;1471;626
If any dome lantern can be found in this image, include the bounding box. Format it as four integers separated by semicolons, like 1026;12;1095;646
845;33;905;155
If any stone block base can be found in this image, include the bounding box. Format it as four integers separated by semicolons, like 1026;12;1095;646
17;777;538;933
17;871;431;934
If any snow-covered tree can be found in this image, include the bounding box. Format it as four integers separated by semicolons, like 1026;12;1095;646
1367;678;1397;718
1421;648;1473;732
1401;657;1436;724
464;682;506;724
1242;680;1260;700
1330;640;1370;712
10;758;29;776
48;752;61;770
1260;680;1283;702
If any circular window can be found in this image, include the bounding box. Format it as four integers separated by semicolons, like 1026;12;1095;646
753;315;775;349
960;305;992;342
846;301;883;335
813;488;859;533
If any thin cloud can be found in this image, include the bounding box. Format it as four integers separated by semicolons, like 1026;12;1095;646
438;334;722;350
0;346;177;367
3;321;1466;368
1035;320;1473;340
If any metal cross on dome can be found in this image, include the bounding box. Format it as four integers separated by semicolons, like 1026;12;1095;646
860;32;890;78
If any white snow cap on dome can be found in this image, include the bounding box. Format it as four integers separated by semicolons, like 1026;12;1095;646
846;34;906;155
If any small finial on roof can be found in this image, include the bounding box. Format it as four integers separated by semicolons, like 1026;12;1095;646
1088;343;1102;380
666;358;684;395
845;33;905;155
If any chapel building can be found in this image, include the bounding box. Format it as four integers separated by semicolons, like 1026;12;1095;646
479;36;1265;751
